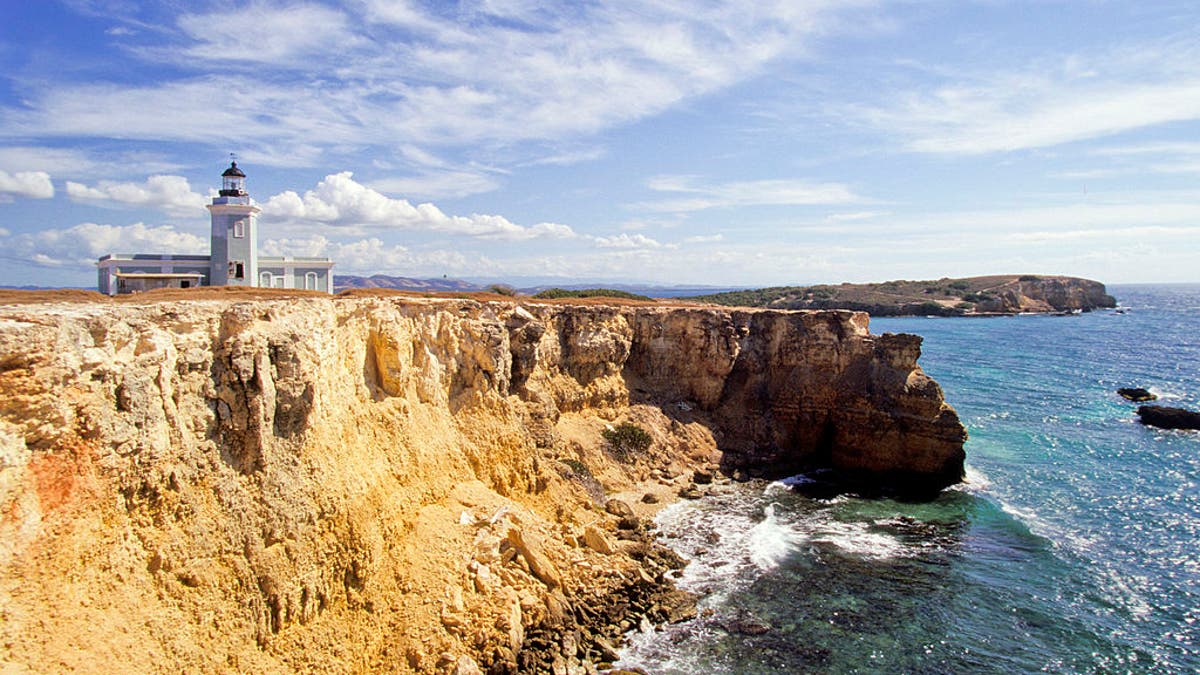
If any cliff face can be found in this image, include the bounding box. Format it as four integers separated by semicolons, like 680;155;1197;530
0;296;964;673
975;276;1116;313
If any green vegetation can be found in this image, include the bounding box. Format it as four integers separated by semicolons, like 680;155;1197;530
1019;275;1041;282
601;422;653;461
532;288;653;301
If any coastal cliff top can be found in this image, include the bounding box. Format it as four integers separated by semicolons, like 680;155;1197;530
685;274;1117;316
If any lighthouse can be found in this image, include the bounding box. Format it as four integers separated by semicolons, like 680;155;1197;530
207;161;261;287
96;160;335;295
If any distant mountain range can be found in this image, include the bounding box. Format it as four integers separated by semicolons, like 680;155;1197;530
333;274;743;298
334;274;479;292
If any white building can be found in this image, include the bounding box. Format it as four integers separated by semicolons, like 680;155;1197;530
97;162;334;295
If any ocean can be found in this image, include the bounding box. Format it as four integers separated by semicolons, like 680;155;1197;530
618;284;1200;674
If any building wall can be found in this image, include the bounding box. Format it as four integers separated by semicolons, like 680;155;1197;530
208;201;260;287
98;258;211;295
257;264;333;292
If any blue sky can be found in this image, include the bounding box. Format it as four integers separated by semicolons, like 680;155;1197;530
1;0;1198;288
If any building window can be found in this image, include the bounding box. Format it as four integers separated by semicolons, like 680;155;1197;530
230;261;245;279
260;271;273;287
232;220;246;238
305;272;318;290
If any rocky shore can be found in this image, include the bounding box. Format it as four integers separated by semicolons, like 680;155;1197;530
0;292;964;673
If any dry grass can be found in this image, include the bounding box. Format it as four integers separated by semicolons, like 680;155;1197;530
0;285;726;309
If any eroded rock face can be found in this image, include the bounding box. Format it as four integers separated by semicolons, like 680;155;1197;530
976;277;1116;313
0;296;964;672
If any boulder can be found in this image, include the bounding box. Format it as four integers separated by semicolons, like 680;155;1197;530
604;499;634;518
1118;387;1156;402
1137;405;1200;431
581;525;617;555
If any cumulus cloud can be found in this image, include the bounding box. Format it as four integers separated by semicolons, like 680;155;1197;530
262;172;576;240
0;170;54;200
260;234;473;276
2;222;206;267
633;176;863;213
65;175;207;215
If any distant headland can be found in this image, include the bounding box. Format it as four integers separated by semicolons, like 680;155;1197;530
684;275;1117;316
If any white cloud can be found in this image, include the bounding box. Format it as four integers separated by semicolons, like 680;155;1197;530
368;171;501;200
826;210;889;222
633;176;863;212
0;147;96;176
260;234;473;276
176;4;357;65
521;147;608;167
592;233;669;249
1;1;874;159
2;222;206;267
857;38;1200;155
65;175;207;216
0;170;54;200
683;234;724;244
262;172;577;240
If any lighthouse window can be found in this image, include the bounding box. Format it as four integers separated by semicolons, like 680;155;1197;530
230;261;245;279
232;220;245;238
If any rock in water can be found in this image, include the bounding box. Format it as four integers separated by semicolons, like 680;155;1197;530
1137;405;1200;430
1118;387;1157;402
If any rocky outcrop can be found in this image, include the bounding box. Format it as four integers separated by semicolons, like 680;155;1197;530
1137;405;1200;430
0;295;964;672
1118;387;1156;402
974;276;1116;314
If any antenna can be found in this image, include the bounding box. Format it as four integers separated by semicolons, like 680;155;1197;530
229;152;238;164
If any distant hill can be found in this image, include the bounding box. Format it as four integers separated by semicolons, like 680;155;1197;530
334;275;744;298
685;275;1117;316
516;282;746;298
334;274;482;293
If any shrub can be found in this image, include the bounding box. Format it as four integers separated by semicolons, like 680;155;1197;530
533;288;653;301
601;422;653;461
486;284;517;296
1018;275;1041;282
949;280;970;290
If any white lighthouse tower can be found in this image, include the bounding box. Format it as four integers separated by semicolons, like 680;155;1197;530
97;160;334;294
207;161;260;287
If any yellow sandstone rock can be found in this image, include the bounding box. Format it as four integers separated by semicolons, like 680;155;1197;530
0;294;963;672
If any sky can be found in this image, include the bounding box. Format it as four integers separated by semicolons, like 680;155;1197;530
1;0;1199;289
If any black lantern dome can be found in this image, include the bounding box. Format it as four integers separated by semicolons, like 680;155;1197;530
219;161;247;197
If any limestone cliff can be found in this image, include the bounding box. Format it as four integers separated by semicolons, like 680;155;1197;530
973;276;1116;314
0;295;964;673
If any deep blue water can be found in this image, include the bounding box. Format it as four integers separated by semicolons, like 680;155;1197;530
620;284;1200;674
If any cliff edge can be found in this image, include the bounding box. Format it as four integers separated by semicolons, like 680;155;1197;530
0;295;964;673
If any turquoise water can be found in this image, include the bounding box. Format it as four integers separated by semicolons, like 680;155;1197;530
619;284;1200;673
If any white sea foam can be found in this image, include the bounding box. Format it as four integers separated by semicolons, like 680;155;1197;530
810;520;906;559
1148;386;1183;400
747;503;802;570
951;465;991;494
